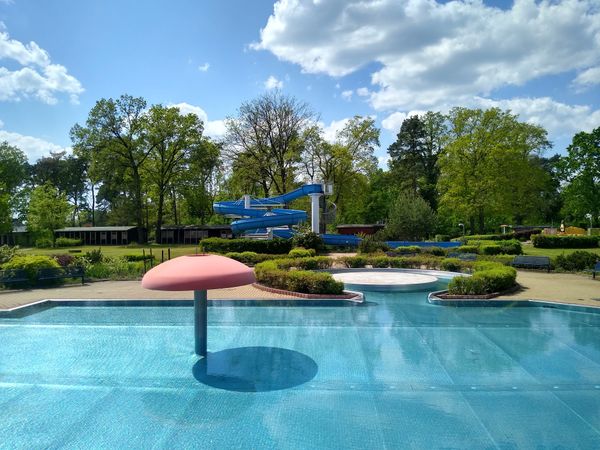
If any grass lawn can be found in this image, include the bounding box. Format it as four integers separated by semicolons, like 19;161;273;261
522;244;600;258
21;244;203;259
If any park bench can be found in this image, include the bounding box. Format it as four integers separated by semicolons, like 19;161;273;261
0;269;29;287
36;267;85;285
592;261;600;279
447;252;477;261
510;255;551;272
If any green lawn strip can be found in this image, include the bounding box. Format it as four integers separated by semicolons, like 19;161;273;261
522;244;600;258
20;244;203;259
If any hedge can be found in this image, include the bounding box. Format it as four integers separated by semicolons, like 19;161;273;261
2;255;61;285
339;255;473;272
288;247;317;258
254;258;343;295
199;237;292;254
447;263;517;295
554;251;598;271
224;252;287;265
55;237;82;247
532;235;599;248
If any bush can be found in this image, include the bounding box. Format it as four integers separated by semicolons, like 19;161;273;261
0;245;19;264
84;248;103;264
2;255;61;285
532;235;599;248
476;255;514;266
83;257;145;280
224;252;288;265
498;239;522;255
385;191;436;240
52;254;75;267
291;232;325;253
288;247;316;258
435;234;450;242
275;256;334;270
554;251;598;272
340;256;369;268
35;238;54;248
457;245;479;254
448;263;516;295
369;256;391;268
422;246;447;257
199;237;293;254
440;258;464;272
387;246;421;255
358;235;390;254
254;259;343;295
55;237;82;247
479;244;502;255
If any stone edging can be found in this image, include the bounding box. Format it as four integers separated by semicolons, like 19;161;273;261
252;283;363;302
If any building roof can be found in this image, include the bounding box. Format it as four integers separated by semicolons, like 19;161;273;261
55;226;139;232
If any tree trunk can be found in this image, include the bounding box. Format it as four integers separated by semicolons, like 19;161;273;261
155;192;164;244
469;216;476;235
478;208;485;234
91;182;96;226
131;166;146;241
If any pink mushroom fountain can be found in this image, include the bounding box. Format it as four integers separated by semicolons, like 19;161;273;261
141;254;256;356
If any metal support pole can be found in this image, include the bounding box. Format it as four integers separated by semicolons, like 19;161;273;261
310;193;322;234
194;289;208;357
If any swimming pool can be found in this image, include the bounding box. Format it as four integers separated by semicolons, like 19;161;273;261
1;287;600;448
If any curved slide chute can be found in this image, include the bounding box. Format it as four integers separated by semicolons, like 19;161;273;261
213;184;323;234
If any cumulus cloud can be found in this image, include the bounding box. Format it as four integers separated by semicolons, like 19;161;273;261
198;62;210;72
356;87;369;97
264;75;284;90
0;123;69;162
341;89;353;101
320;117;351;143
0;23;83;104
254;0;600;139
170;102;227;139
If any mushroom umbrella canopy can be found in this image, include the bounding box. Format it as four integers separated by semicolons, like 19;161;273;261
142;254;256;356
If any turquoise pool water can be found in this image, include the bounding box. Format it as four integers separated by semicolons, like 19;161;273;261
1;290;600;448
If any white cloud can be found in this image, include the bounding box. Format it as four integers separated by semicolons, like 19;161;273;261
198;62;210;72
574;66;600;87
321;117;351;143
0;123;69;162
264;75;283;90
381;110;427;133
0;24;83;104
341;89;353;101
254;0;600;138
170;102;226;139
356;87;369;97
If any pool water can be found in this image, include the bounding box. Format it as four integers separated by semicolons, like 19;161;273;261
2;289;600;449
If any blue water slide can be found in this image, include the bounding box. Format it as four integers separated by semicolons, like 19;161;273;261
213;184;324;233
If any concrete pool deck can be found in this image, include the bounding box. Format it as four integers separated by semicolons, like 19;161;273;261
0;270;598;311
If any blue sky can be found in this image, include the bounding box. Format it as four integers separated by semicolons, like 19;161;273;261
0;0;599;165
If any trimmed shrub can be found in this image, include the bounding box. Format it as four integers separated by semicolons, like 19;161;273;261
479;244;502;255
254;259;343;295
422;246;447;257
275;256;334;270
440;258;464;272
291;232;325;253
2;255;61;285
358;235;390;254
199;237;292;254
476;255;514;266
554;251;598;272
35;238;54;248
447;263;516;295
124;254;156;262
369;256;391;268
55;237;82;247
532;235;599;248
224;252;288;265
497;239;522;255
457;245;479;254
288;247;316;258
84;248;103;264
387;246;421;255
340;256;369;268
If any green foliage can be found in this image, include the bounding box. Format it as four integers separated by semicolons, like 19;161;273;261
0;245;19;264
199;237;292;254
254;258;343;295
224;252;287;265
275;257;334;270
357;234;390;254
291;232;325;253
532;235;599;248
422;247;447;257
84;248;103;264
27;183;71;238
448;264;517;295
385;191;436;240
288;247;316;258
554;251;598;272
123;254;156;262
457;245;479;254
82;257;145;280
440;258;464;272
388;246;422;255
35;238;54;248
434;235;451;242
52;254;75;267
55;237;83;247
340;256;369;268
2;255;61;284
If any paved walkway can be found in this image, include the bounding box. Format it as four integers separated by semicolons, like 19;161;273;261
0;270;598;311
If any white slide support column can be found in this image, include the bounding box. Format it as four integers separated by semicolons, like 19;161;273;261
310;193;322;234
243;194;251;210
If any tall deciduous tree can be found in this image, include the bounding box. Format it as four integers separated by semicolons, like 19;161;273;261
70;95;151;234
438;107;549;233
225;91;315;196
27;183;71;240
0;142;28;234
560;127;600;224
143;105;205;241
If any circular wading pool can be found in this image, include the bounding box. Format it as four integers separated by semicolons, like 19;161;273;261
331;271;439;292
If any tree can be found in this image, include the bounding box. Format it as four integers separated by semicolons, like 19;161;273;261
27;183;71;240
143;105;205;240
384;191;436;240
559;127;600;224
437;108;550;233
70;95;151;234
388;112;447;209
0;142;28;234
225;91;315;196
